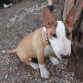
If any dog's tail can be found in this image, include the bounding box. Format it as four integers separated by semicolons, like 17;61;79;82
1;49;17;54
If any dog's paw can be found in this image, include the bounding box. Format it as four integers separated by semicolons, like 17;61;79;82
50;57;59;65
39;64;49;78
29;62;39;69
41;69;49;78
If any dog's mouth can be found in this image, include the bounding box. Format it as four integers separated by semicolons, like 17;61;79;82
56;54;70;60
61;54;70;58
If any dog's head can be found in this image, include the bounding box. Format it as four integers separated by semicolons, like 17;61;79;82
42;7;76;59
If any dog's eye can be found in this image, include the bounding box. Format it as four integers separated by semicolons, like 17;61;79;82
51;33;57;38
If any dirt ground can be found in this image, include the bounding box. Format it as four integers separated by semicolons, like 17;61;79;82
0;0;83;83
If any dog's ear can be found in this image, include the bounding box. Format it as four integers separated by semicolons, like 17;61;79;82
43;7;56;28
65;6;76;27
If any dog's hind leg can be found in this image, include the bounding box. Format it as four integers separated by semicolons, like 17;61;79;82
28;61;39;69
17;52;39;69
20;56;39;70
24;59;39;70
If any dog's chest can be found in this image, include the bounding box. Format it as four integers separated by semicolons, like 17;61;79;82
44;45;54;56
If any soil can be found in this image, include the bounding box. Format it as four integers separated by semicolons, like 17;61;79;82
0;0;83;83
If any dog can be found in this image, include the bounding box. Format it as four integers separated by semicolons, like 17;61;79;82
1;6;76;78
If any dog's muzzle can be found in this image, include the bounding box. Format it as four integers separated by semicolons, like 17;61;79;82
49;37;71;59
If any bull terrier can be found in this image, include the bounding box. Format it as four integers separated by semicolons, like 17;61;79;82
1;6;76;78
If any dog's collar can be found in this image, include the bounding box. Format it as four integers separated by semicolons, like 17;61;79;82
42;27;51;44
44;31;51;44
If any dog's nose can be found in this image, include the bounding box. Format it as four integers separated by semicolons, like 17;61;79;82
61;54;69;59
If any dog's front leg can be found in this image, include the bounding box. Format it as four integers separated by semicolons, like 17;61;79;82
37;51;49;78
50;53;59;65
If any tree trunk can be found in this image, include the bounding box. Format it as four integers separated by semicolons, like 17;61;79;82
62;0;83;58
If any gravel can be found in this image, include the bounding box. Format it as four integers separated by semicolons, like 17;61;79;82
0;0;83;83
